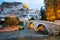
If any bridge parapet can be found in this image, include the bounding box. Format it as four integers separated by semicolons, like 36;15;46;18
27;20;60;35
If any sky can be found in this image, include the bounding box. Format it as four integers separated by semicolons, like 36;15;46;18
0;0;45;10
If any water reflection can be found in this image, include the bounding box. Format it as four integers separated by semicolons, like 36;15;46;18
0;29;60;40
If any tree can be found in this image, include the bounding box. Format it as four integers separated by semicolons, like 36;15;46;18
40;7;46;20
3;16;19;27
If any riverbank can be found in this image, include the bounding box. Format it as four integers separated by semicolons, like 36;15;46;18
0;25;19;32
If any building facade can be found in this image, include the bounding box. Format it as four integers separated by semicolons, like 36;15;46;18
2;2;23;13
0;6;1;12
0;2;29;17
0;2;30;21
29;9;41;19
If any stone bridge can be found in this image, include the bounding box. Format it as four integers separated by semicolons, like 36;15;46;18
25;20;60;35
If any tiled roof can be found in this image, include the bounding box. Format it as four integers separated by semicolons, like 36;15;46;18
2;2;23;7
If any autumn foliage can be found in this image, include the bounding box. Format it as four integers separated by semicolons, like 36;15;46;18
3;16;19;27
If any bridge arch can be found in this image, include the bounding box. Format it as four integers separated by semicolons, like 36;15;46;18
29;22;34;29
36;24;48;35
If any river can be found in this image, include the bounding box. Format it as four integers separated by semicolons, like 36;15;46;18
0;29;60;40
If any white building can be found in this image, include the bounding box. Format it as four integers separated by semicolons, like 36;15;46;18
0;2;25;17
2;2;23;13
29;9;41;19
0;2;30;21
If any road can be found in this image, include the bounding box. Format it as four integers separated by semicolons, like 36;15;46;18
0;29;60;40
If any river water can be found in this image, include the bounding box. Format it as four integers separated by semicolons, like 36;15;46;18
0;29;60;40
18;29;60;40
